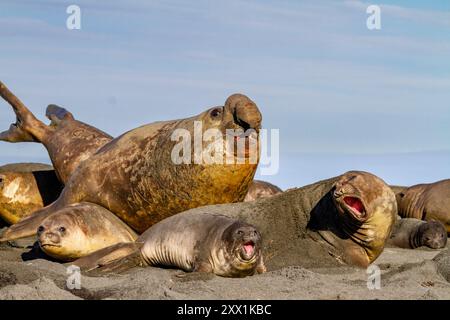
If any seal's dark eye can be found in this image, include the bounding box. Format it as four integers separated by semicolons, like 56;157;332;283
37;226;45;233
237;230;244;236
59;227;66;233
210;108;222;118
0;176;4;187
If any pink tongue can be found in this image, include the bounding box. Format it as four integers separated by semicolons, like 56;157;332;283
344;197;364;213
244;244;254;255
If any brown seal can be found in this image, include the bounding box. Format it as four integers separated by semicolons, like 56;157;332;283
37;202;138;261
74;212;265;277
244;180;282;202
0;81;112;183
387;218;447;249
395;179;450;234
0;163;63;224
167;171;397;269
0;81;262;241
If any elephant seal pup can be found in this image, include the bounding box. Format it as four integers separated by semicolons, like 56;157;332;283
396;179;450;234
244;180;282;202
0;163;63;224
74;212;266;278
0;84;262;241
0;81;112;183
387;218;447;249
171;171;397;269
37;202;138;261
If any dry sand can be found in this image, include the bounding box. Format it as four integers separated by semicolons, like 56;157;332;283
0;235;449;300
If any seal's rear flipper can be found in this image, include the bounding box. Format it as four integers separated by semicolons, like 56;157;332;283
46;104;74;126
0;81;49;142
0;206;56;242
73;242;145;274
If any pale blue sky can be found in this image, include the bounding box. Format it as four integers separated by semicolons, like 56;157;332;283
0;0;449;189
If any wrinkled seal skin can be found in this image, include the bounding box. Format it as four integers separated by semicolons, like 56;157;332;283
0;81;112;184
0;163;63;225
0;85;261;240
37;202;138;261
74;212;265;278
171;171;397;269
396;180;450;234
387;218;447;249
244;180;283;202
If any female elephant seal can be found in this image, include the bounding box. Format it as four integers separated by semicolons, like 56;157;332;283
0;81;112;184
37;202;138;261
387;218;447;249
396;179;450;234
74;212;266;278
166;171;397;269
0;81;262;241
0;163;63;224
244;180;283;202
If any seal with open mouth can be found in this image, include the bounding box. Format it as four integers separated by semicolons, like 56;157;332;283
73;212;266;278
387;217;447;249
166;171;397;269
395;179;450;235
37;202;138;261
0;163;63;225
0;81;262;242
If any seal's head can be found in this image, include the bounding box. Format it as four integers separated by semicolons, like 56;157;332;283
417;221;447;249
220;221;262;276
332;171;397;265
196;94;262;160
37;211;88;261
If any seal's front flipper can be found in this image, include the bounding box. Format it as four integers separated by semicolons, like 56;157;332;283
46;104;74;125
0;205;55;242
73;242;145;274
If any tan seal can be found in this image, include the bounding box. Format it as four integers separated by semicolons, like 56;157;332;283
37;202;138;261
395;179;450;234
74;212;265;277
244;180;282;202
0;163;63;224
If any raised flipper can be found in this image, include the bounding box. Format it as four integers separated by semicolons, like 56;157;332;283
73;242;145;274
0;81;49;143
0;204;57;242
46;104;74;125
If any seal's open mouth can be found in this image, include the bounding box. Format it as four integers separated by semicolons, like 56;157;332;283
343;196;366;219
242;241;255;258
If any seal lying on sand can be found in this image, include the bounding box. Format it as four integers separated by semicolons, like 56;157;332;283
164;171;397;269
0;81;262;241
37;202;138;261
74;212;265;278
395;180;450;234
0;82;112;184
0;163;63;225
244;180;282;202
387;218;447;249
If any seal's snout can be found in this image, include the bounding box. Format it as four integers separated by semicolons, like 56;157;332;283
225;94;262;130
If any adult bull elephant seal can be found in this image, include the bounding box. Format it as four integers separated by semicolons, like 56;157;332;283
37;202;138;261
0;163;63;224
166;171;397;269
0;81;112;183
387;218;447;249
396;179;450;234
244;180;282;202
74;212;265;278
0;81;262;241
